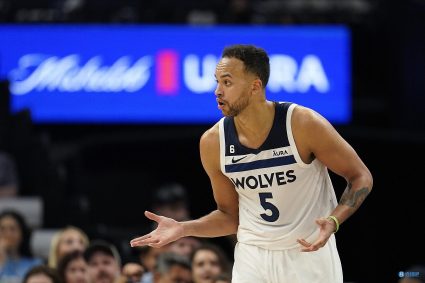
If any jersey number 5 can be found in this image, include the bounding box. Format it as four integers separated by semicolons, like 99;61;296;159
259;192;280;222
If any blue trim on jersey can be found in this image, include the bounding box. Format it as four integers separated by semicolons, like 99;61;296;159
223;102;292;156
225;155;296;173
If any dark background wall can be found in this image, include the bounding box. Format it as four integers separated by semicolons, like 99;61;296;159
1;0;425;282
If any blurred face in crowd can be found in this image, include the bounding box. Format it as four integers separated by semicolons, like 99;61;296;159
192;250;222;283
57;229;88;261
65;256;90;283
87;252;120;283
0;215;22;253
26;273;53;283
122;262;144;283
167;237;201;258
155;265;192;283
154;202;189;222
140;246;163;272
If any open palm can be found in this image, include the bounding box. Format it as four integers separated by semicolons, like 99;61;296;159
130;211;184;248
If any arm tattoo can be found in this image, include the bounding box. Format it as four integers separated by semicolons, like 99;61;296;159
339;182;370;209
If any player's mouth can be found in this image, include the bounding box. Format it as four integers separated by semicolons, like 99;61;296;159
217;98;225;109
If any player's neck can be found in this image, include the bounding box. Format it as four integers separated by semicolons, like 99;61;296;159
234;100;275;149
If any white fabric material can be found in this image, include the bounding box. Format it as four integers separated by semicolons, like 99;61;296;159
232;235;343;283
219;103;338;250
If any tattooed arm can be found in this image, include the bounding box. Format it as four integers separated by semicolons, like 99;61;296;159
294;106;373;224
292;106;373;251
336;183;371;221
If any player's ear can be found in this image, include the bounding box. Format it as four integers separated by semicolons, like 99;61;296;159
252;78;262;94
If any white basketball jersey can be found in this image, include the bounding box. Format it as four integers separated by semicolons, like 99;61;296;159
218;102;338;250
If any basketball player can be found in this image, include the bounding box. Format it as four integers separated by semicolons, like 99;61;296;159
130;44;373;282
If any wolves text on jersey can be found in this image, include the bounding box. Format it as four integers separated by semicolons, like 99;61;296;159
230;170;296;190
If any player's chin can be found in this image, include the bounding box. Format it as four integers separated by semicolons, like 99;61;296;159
222;110;237;117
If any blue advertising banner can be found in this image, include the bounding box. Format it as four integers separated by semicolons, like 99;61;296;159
0;25;351;124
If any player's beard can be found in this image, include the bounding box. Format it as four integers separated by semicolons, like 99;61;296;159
225;92;250;117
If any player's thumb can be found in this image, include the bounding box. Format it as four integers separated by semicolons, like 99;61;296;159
315;217;327;226
145;211;161;222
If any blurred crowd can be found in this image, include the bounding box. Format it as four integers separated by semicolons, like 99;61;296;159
0;210;234;283
0;178;236;283
0;0;375;25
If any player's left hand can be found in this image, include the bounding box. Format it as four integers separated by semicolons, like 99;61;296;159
296;217;335;252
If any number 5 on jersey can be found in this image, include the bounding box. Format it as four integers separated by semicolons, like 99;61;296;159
259;192;280;222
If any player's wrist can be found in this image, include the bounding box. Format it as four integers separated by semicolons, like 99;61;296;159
327;215;340;233
180;221;190;237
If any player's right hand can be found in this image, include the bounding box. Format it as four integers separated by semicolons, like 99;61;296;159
129;211;184;248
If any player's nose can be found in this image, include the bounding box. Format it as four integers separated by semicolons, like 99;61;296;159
215;84;223;97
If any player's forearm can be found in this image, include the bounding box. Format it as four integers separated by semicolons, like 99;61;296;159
330;174;373;225
181;209;238;238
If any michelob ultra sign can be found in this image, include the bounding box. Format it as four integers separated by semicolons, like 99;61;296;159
0;25;351;124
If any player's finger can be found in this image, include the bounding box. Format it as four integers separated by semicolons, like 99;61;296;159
130;234;152;246
130;233;151;243
301;245;319;252
145;211;162;222
302;238;327;252
296;238;312;247
131;237;159;247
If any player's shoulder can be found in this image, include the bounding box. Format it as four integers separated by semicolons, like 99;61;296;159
291;104;329;128
200;121;220;148
290;104;338;150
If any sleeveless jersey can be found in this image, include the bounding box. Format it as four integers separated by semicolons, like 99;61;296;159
218;102;338;250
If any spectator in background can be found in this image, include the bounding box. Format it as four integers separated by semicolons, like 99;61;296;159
190;244;231;283
221;0;252;23
138;245;164;283
151;183;191;222
23;265;61;283
0;151;19;197
57;250;90;283
153;252;192;283
136;236;200;283
121;261;144;283
84;240;121;283
212;273;231;283
48;226;89;269
166;236;202;259
0;210;42;282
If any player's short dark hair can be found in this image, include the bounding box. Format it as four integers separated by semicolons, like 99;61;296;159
222;44;270;88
